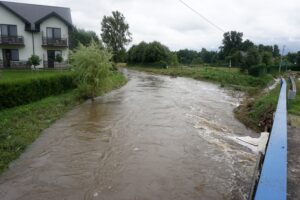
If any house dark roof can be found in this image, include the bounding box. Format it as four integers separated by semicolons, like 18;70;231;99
0;1;72;31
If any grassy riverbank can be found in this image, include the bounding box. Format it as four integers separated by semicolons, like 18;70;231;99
0;72;126;174
288;78;300;127
128;65;278;132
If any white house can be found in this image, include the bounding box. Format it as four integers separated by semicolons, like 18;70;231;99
0;1;72;68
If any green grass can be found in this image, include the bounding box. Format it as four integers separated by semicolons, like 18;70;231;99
288;78;300;116
234;85;280;132
0;71;127;174
0;69;72;83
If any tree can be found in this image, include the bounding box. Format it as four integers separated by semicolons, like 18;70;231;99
101;11;132;62
240;39;255;51
127;41;147;63
143;41;170;63
273;45;280;57
261;51;273;66
70;41;112;100
176;49;198;64
297;51;300;67
244;47;261;69
69;27;102;49
28;55;41;69
286;52;297;64
220;31;243;58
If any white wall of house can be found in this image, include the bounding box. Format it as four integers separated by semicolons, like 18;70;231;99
0;5;34;63
0;5;70;68
39;16;69;65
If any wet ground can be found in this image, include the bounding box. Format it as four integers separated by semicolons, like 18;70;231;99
288;126;300;200
0;70;258;200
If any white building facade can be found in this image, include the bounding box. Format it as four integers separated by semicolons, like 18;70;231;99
0;1;72;68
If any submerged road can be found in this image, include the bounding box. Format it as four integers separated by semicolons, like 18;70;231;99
0;70;258;200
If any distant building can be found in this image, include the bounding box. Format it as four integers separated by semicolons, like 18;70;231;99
0;1;72;68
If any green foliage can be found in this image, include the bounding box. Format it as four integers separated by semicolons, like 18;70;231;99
244;47;261;70
235;85;280;132
101;11;132;62
27;55;41;68
0;73;76;109
144;41;170;63
176;49;198;64
248;64;267;77
273;44;280;57
127;41;178;66
261;51;273;66
70;41;113;100
168;52;179;66
176;48;217;65
55;53;63;63
69;26;102;49
220;31;243;58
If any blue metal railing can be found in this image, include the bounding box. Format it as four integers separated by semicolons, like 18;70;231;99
254;79;287;200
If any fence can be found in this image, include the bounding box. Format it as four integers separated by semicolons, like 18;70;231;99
254;79;287;200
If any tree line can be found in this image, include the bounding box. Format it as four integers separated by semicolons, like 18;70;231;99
69;11;300;74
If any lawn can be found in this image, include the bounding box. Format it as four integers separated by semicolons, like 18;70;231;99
0;69;72;83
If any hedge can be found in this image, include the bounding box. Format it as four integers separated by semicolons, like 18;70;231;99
0;74;76;109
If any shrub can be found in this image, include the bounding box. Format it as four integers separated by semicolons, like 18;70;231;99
27;55;41;69
70;41;112;100
248;64;267;77
55;54;63;63
0;73;76;109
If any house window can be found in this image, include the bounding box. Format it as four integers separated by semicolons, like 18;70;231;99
11;49;19;61
46;27;61;39
0;25;17;36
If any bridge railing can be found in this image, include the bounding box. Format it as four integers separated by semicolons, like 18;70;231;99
254;79;287;200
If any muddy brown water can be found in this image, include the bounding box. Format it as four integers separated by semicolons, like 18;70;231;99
0;69;258;200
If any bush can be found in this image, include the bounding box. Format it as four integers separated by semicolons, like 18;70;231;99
55;54;63;63
0;74;76;109
70;41;112;100
27;55;41;69
248;64;267;77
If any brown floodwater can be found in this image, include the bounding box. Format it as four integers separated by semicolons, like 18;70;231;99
0;69;258;200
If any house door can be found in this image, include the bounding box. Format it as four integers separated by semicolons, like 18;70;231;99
3;49;11;68
47;50;55;68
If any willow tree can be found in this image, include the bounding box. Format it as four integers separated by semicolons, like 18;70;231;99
70;41;112;100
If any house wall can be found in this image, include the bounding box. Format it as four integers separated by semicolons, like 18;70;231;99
0;5;70;68
0;5;34;65
39;16;69;65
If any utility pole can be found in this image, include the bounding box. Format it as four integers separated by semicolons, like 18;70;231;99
279;45;285;73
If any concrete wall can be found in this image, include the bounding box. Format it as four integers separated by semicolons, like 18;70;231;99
0;5;69;68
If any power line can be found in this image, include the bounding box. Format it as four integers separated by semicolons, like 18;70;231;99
178;0;225;33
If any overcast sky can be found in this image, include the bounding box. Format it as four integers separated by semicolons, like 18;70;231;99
8;0;300;52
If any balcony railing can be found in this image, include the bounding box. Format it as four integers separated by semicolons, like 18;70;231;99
0;60;29;68
0;36;24;46
42;37;68;47
43;61;69;69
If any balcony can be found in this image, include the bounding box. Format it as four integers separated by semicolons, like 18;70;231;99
42;37;68;48
0;36;24;46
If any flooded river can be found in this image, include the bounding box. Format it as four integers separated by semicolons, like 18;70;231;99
0;70;258;200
